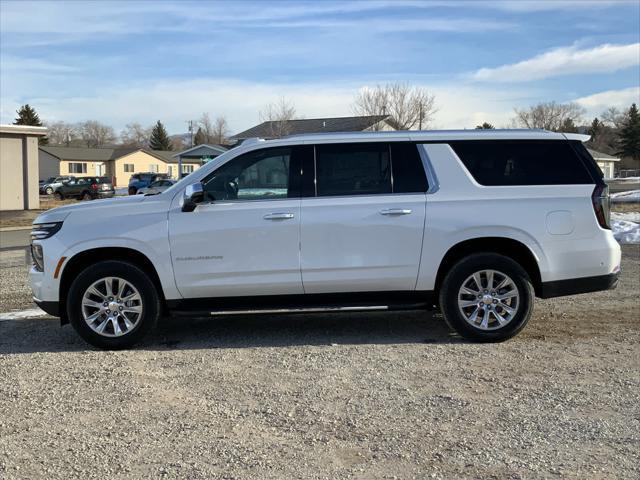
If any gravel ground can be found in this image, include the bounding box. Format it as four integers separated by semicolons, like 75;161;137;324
0;246;638;479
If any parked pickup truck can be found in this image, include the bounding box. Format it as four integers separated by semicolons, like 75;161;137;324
53;176;115;201
30;130;620;349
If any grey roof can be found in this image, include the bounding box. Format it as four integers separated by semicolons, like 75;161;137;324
230;115;391;140
587;148;620;161
174;144;228;158
39;145;136;161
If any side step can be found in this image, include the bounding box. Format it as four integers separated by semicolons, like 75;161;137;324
171;303;431;318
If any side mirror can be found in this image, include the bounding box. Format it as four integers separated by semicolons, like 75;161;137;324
182;182;204;212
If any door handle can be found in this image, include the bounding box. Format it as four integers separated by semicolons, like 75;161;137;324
379;209;412;215
263;212;295;220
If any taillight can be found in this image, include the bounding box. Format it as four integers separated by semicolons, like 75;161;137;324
592;184;611;230
91;183;98;190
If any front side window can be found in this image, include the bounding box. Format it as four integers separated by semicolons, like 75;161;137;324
315;143;391;197
203;147;291;202
68;163;87;174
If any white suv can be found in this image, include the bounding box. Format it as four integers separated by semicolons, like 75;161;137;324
29;130;621;348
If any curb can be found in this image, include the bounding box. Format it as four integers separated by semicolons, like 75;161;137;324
0;226;32;232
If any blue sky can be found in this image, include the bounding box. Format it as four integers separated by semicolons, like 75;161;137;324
1;0;639;135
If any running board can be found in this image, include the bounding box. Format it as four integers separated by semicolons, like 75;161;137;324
171;303;429;318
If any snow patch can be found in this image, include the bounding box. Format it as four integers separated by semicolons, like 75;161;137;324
0;307;49;321
611;212;640;244
611;189;640;203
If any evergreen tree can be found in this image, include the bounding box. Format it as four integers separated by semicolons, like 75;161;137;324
617;103;640;160
475;122;495;129
149;120;172;150
558;117;578;133
588;118;603;138
14;104;48;144
194;127;206;146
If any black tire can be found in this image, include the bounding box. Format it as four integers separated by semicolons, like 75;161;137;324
45;186;53;195
54;191;64;200
81;191;93;201
439;253;534;342
128;187;137;195
67;260;160;349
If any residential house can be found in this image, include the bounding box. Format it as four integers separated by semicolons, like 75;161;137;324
230;115;395;142
0;124;47;211
173;144;228;166
587;148;620;179
39;146;205;187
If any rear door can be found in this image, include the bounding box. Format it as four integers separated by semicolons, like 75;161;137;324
300;142;428;293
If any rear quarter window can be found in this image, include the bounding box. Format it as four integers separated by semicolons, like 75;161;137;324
448;140;594;186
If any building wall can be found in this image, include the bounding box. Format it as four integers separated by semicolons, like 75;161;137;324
39;150;60;180
0;132;41;211
596;160;616;179
113;151;201;187
59;159;103;177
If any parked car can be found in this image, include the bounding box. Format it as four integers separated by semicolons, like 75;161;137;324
40;176;76;195
128;173;168;195
53;176;115;201
137;179;177;195
30;130;620;349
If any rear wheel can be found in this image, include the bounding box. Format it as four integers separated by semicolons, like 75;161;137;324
54;191;64;200
67;260;160;349
45;186;53;195
81;191;93;201
128;187;137;195
439;253;534;342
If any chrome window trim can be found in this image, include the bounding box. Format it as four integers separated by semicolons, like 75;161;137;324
416;144;440;194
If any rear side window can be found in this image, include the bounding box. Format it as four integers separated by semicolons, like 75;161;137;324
449;140;594;186
315;143;391;196
390;142;428;193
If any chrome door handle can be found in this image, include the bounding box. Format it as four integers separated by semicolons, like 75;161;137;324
263;212;295;220
380;209;412;215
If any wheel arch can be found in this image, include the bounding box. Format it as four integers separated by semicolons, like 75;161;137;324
59;247;166;324
434;237;542;297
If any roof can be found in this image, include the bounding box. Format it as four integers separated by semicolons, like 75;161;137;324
174;144;228;158
39;145;137;161
0;124;48;136
233;129;589;147
587;148;620;162
230;115;391;140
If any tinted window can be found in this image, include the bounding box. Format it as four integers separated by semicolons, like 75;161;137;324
391;143;428;193
316;143;391;196
203;147;291;201
98;177;111;183
449;140;594;186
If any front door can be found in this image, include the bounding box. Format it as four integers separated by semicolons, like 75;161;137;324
300;142;428;293
169;147;304;299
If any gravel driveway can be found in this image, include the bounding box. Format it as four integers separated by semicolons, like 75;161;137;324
0;247;638;479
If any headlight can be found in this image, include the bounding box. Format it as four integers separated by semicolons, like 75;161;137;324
31;222;62;240
31;244;44;271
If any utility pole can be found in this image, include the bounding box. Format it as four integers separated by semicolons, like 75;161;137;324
181;120;194;180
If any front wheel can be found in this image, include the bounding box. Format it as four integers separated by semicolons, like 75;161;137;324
439;253;534;342
81;191;93;201
128;187;137;195
67;260;160;349
45;186;53;195
54;192;64;200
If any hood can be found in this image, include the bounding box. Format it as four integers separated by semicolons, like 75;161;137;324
34;195;148;224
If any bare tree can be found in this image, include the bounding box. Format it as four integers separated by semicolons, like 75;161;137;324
212;116;230;144
352;83;437;130
44;121;78;146
78;120;116;148
197;113;214;142
259;98;297;138
512;101;585;131
120;122;151;147
601;107;625;129
170;135;186;151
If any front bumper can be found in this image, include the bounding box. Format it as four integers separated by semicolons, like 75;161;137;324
539;271;619;299
34;298;60;317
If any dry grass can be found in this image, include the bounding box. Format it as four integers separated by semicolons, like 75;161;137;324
611;202;640;214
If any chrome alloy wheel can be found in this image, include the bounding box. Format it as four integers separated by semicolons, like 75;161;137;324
81;277;143;337
457;269;519;330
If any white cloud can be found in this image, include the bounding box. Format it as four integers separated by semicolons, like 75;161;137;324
0;77;533;133
574;86;640;113
472;43;640;82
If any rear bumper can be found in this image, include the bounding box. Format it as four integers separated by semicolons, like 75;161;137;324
96;192;115;198
539;272;619;299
